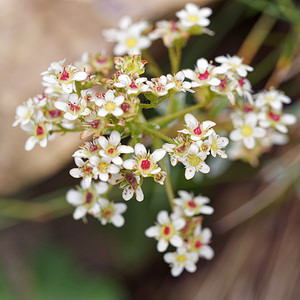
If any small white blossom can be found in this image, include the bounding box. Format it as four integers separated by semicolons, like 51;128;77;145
66;180;109;220
164;247;199;277
166;72;192;92
179;113;216;141
41;59;88;95
176;3;212;29
146;75;174;97
145;210;185;252
96;198;127;227
173;190;214;217
69;157;95;188
114;74;148;95
96;90;124;117
254;89;291;111
215;55;253;77
90;155;120;182
206;131;229;158
103;16;151;55
230;112;266;149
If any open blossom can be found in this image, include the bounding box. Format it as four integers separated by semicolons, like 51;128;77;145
69;157;95;188
183;58;224;88
146;75;174;97
123;143;166;179
149;20;188;48
173;190;214;217
179;113;216;141
66;180;109;220
114;74;148;95
254;89;291;111
41;59;88;95
145;210;185;252
166;72;192;92
103;16;151;55
164;247;199;277
96;198;127;227
215;55;253;77
98;131;134;165
96;90;124;117
54;93;90;121
176;3;212;29
258;111;296;134
13;99;35;128
72;140;102;159
189;225;214;260
206;131;229;158
180;143;210;179
230;112;266;149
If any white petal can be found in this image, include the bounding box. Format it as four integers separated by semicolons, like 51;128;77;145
66;190;83;206
199;245;214;260
69;168;82;178
157;210;170;224
112;107;124;117
171;265;183;277
253;127;266;138
122;186;134;201
117;145;134;154
185;166;195;180
123;159;136;170
111;214;125;227
157;238;168;252
243;136;255;149
185;113;198;128
170;235;183;248
73;205;88;220
135;186;144;201
230;129;242;141
25;136;38;151
145;226;160;237
185;262;197;273
200;205;214;215
109;130;121;146
201;228;212;243
163;252;175;264
98;136;108;149
112;156;123;165
114;203;127;214
135;143;147;156
151;149;166;162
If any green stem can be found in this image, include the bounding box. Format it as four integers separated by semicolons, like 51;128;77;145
137;123;174;144
142;50;163;77
168;46;178;74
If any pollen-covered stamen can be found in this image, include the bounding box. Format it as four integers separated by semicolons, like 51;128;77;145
36;125;44;136
83;166;92;174
238;77;245;87
198;70;209;80
193;125;202;135
89;120;101;129
70;103;81;112
188;15;199;23
125;173;137;188
241;125;253;137
268;111;281;122
175;144;186;153
129;80;138;89
219;78;227;90
189;155;201;167
164;226;171;235
49;110;62;118
187;200;196;208
176;254;187;263
98;162;108;173
121;102;131;113
195;240;203;249
125;37;137;49
85;192;93;204
105;102;116;112
60;67;70;81
141;158;151;170
89;143;98;152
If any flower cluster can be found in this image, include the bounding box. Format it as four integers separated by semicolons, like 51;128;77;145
13;2;296;277
145;190;214;276
164;113;228;180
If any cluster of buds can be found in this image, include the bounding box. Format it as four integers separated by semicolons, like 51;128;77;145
13;2;296;277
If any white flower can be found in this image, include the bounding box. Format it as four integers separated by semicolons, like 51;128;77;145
90;155;120;182
69;157;95;188
166;72;192;92
183;58;224;88
123;143;166;178
145;210;185;252
176;3;212;29
103;16;151;55
146;75;174;97
13;99;35;127
206;131;229;158
54;93;90;121
164;247;199;277
259;111;296;134
96;90;124;117
98;131;134;166
41;59;88;95
179;113;216;141
97;198;127;227
180;143;210;179
190;225;214;260
230;112;266;149
66;180;109;220
173;190;214;217
254;89;291;111
114;75;148;95
72;140;101;159
215;55;253;77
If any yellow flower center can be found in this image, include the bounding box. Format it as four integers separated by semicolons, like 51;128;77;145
241;125;253;137
105;102;116;112
176;254;187;263
265;96;274;103
125;37;137;49
188;15;199;23
189;155;201;167
98;162;108;173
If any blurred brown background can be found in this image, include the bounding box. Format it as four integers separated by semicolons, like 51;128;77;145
1;0;300;299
